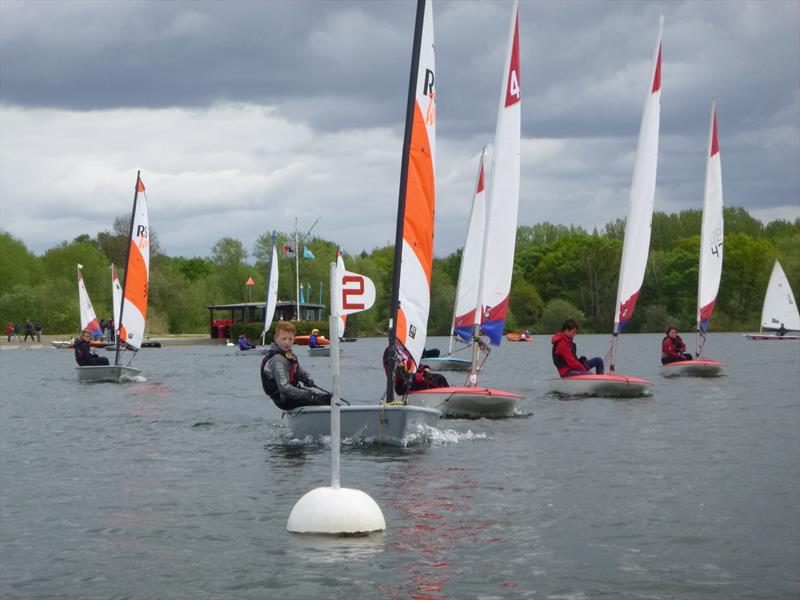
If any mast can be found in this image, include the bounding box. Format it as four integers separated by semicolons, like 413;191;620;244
386;0;427;403
115;171;142;367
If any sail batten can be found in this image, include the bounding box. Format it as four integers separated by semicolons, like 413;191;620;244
479;1;521;346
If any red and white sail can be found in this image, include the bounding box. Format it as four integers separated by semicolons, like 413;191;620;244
118;174;150;350
761;261;800;332
396;0;436;367
452;148;487;344
334;248;347;338
111;263;122;334
77;264;102;336
613;16;663;333
479;0;521;345
697;101;723;334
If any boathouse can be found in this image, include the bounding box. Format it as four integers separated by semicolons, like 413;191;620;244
207;301;325;338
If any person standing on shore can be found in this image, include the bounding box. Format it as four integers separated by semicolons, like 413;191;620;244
23;319;35;342
34;321;42;342
6;322;13;342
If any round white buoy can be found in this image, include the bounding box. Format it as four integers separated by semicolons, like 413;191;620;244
287;486;386;535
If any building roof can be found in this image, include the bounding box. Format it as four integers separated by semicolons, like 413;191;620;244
207;301;325;310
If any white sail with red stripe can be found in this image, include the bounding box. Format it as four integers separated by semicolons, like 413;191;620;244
77;264;102;337
395;0;436;368
118;173;150;352
697;101;723;335
452;148;487;344
479;0;521;345
613;17;662;335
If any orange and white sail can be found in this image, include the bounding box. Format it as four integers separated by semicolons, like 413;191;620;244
395;0;436;368
479;0;521;345
697;101;724;335
77;264;102;336
118;173;150;351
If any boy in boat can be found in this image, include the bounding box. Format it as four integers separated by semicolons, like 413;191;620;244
661;326;692;364
551;319;604;377
74;329;110;366
260;321;331;410
308;328;322;349
238;334;255;350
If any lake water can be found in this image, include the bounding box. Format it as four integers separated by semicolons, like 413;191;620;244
1;333;798;599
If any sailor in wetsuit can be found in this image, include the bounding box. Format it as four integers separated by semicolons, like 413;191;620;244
260;321;331;410
74;329;110;366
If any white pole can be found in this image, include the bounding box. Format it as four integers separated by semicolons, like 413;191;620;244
329;262;341;489
295;218;301;322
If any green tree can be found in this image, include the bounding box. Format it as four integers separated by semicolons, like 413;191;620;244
539;298;586;334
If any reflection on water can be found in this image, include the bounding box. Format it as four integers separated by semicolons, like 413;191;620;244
0;335;798;599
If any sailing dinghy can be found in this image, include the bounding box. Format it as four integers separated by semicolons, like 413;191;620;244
661;102;725;377
306;248;347;359
743;261;800;340
549;18;664;397
78;172;149;383
51;266;104;349
407;2;523;418
286;0;440;445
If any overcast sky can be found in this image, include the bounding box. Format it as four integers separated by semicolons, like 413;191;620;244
1;0;798;260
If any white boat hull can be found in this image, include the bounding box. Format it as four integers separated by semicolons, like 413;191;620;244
51;340;72;349
234;348;268;356
743;334;799;341
424;356;472;372
308;347;339;358
659;359;725;377
548;374;652;398
286;405;441;446
76;365;142;383
408;387;522;418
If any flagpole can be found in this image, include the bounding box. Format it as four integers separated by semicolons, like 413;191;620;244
295;218;301;322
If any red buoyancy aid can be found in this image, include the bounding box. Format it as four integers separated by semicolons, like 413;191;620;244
260;347;299;408
661;335;685;358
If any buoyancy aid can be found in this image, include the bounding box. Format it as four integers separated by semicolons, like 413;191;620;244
260;347;299;408
661;335;685;357
551;336;576;370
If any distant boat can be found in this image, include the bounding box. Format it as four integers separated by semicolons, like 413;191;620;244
661;101;725;377
549;17;663;397
78;172;150;383
506;332;532;343
743;261;800;341
285;0;440;444
408;1;523;418
51;264;106;349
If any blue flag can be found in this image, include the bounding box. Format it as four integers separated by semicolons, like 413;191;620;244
303;246;315;260
300;286;305;304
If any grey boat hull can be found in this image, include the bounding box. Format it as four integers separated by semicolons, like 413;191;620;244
286;404;441;446
76;365;141;383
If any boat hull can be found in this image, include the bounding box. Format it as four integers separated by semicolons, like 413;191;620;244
408;386;523;418
505;333;532;342
308;347;335;357
743;334;799;341
659;359;725;377
76;365;142;383
548;374;652;398
234;348;268;356
286;405;441;446
294;336;330;346
424;356;472;371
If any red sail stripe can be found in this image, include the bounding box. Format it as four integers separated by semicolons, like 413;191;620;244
710;108;719;157
504;13;521;107
651;44;662;93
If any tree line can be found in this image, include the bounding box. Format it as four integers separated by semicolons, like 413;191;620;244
1;207;797;336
